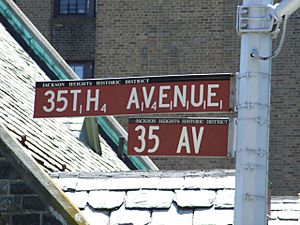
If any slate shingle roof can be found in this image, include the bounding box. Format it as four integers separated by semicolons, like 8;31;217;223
51;170;300;225
0;22;129;172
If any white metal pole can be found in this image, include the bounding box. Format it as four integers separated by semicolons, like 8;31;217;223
235;0;273;225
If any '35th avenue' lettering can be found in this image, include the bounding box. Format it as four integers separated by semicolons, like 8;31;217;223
34;74;231;117
126;84;222;111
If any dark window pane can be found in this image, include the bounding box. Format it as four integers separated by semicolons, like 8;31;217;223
59;0;68;14
70;64;84;79
78;0;86;14
69;62;93;79
69;0;77;14
74;66;84;77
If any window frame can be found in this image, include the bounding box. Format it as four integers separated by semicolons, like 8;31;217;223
68;61;94;79
54;0;95;17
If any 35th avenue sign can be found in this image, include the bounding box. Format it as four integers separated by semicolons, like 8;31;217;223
128;117;229;157
34;73;232;118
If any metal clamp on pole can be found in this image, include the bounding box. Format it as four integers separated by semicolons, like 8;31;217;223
245;147;267;158
236;5;276;34
244;193;266;201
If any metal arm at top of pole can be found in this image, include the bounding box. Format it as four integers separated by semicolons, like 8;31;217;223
274;0;300;20
237;0;300;61
237;0;300;35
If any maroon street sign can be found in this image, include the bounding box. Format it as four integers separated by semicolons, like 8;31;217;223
128;117;229;157
34;73;232;118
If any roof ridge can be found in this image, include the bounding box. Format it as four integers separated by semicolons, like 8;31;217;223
50;169;236;179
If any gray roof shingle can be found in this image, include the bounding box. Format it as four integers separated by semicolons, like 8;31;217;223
125;190;174;209
88;191;125;209
0;22;129;173
175;190;216;207
50;170;300;225
110;203;151;225
151;203;193;225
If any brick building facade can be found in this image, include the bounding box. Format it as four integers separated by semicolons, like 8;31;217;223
13;0;300;196
0;149;64;225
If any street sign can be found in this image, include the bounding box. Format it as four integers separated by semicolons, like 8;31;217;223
128;117;229;157
34;73;232;118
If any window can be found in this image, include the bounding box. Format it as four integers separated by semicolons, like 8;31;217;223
55;0;95;17
69;62;94;79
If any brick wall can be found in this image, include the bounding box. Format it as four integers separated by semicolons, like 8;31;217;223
51;17;96;61
14;0;52;39
95;0;240;77
269;11;300;195
0;150;64;225
15;0;95;63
